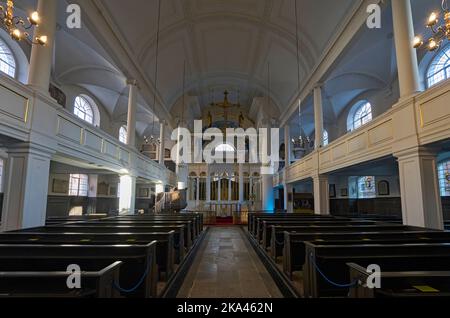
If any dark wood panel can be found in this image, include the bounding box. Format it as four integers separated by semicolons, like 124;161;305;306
330;198;402;217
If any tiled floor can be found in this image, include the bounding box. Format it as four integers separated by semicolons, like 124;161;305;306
177;226;283;298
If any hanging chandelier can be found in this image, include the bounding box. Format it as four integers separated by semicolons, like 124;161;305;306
291;0;309;150
149;0;162;147
0;0;47;45
413;0;450;51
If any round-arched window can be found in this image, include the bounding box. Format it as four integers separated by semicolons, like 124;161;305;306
348;101;373;132
427;44;450;88
119;125;128;144
0;38;16;77
74;95;98;125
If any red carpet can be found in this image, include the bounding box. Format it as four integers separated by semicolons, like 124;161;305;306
215;216;234;225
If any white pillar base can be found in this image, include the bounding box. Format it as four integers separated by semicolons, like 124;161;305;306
283;183;293;213
1;144;53;231
262;173;274;211
119;175;136;215
396;147;443;230
313;174;330;215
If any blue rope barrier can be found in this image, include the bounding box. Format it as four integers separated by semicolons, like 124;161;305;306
113;255;152;293
309;253;358;288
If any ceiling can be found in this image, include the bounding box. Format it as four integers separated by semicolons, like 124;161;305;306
10;0;441;141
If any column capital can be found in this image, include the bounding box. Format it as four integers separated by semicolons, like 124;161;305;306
313;82;324;90
7;142;56;158
311;173;328;182
394;146;439;160
126;79;138;87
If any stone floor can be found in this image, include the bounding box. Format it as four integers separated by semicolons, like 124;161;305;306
177;226;283;298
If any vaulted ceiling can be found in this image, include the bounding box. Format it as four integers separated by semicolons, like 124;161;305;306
10;0;440;141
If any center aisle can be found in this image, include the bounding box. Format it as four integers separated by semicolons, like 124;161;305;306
177;227;282;298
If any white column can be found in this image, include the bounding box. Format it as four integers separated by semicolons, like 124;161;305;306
119;174;136;215
87;175;98;215
314;84;324;149
392;0;421;98
126;80;138;148
177;166;188;190
218;178;221;202
159;121;166;165
283;183;293;213
28;0;57;93
206;175;211;202
1;144;53;231
261;118;275;211
395;147;443;230
228;178;232;201
155;182;165;210
262;174;275;211
313;174;330;215
239;164;244;203
284;126;292;167
196;178;200;202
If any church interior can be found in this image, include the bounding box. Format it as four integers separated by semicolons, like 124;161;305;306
0;0;449;300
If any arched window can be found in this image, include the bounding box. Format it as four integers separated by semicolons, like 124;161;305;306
215;143;235;152
323;130;329;147
74;95;96;125
69;174;89;197
357;176;376;199
0;38;16;77
438;160;450;196
119;126;128;144
348;101;373;131
427;44;450;87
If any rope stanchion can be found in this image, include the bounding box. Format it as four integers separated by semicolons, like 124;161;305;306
309;253;358;288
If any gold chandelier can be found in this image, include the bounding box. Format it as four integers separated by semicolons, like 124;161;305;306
413;0;450;51
0;0;47;45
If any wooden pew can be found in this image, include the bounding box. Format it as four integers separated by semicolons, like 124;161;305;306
63;221;195;248
304;242;450;298
247;212;306;234
113;213;203;236
251;215;339;238
0;261;122;298
0;242;158;298
260;220;379;249
17;225;186;262
85;219;197;243
268;224;416;258
0;232;176;280
46;215;107;225
347;262;450;298
282;230;449;279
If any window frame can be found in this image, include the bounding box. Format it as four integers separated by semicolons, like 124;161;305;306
0;38;16;78
426;44;450;88
68;174;89;197
357;176;376;199
353;102;373;130
438;160;450;197
119;125;128;144
323;130;329;147
74;95;95;125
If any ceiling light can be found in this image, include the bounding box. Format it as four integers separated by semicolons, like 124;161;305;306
0;1;47;45
414;0;449;51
